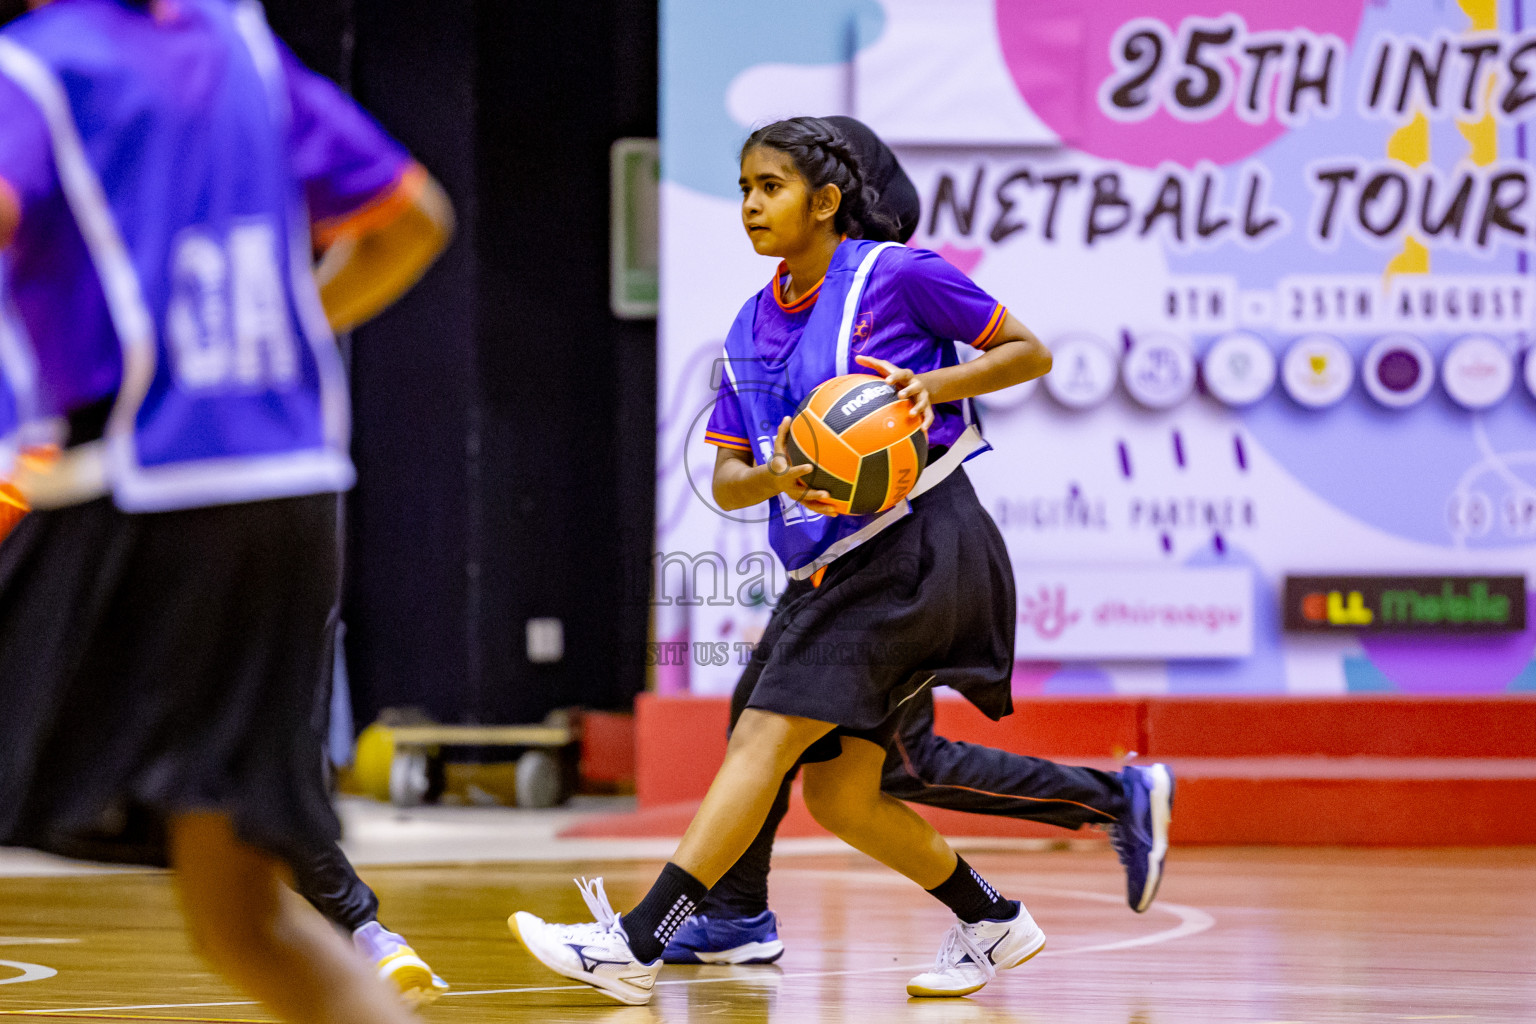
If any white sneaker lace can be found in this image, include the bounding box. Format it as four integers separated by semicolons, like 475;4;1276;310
575;876;625;935
536;877;629;946
930;922;997;982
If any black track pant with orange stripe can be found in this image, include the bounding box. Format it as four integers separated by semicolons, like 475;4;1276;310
293;840;381;933
700;683;1127;919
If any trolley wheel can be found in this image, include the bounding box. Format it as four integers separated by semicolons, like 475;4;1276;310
389;748;432;807
515;749;566;809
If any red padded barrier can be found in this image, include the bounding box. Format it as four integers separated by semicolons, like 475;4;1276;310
1142;696;1536;758
624;694;1536;844
1170;771;1536;845
578;710;637;786
634;694;1145;807
634;693;729;806
931;696;1145;758
561;791;1112;842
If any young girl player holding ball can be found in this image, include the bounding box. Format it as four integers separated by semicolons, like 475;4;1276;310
511;116;1052;1004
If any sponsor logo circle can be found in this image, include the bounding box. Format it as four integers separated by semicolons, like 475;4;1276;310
1122;332;1195;410
1044;333;1118;410
1281;334;1353;408
1363;334;1434;409
1441;335;1514;410
1202;331;1276;407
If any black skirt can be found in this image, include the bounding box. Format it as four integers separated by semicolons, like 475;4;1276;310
743;468;1015;761
0;494;342;868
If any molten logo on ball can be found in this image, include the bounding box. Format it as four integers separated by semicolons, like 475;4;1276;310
840;385;887;418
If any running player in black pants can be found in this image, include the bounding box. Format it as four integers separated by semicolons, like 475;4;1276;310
660;117;1172;965
300;615;447;1006
296;840;447;1004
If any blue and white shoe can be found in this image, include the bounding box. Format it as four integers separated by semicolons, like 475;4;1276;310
906;901;1046;997
1110;762;1174;913
509;878;662;1005
661;910;784;964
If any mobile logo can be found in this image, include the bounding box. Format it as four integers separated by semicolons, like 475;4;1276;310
1283;575;1526;633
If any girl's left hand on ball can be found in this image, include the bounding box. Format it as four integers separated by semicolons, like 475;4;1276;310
856;355;933;433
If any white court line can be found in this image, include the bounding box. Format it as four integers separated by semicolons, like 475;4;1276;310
0;961;58;987
8;1002;258;1014
783;869;1218;956
12;875;1213;1012
0;939;80;946
1017;885;1216;956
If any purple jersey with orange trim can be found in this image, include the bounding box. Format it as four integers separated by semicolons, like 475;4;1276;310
705;245;1006;454
0;0;418;511
0;0;409;421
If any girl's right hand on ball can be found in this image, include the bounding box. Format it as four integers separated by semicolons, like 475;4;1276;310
768;417;839;516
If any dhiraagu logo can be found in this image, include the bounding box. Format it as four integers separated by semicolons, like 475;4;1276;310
1284;576;1526;633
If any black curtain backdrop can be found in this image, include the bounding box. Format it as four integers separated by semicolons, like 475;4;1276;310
260;0;352;84
264;0;657;726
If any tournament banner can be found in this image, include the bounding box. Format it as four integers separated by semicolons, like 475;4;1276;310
656;0;1536;697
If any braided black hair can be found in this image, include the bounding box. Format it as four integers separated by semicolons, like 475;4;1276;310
823;116;920;244
741;116;901;242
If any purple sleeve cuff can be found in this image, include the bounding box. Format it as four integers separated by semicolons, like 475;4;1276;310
277;40;412;231
705;378;753;452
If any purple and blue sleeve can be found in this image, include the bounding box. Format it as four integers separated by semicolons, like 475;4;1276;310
896;248;1008;350
276;41;417;246
704;363;753;453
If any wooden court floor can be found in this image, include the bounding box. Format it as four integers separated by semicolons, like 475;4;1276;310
1;847;1533;1023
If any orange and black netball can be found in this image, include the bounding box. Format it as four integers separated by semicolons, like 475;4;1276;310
786;373;928;516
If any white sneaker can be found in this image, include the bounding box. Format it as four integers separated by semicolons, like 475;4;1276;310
907;902;1046;998
509;878;662;1005
351;921;449;1006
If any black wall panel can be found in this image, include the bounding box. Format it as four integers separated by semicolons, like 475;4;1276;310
471;2;657;722
266;0;656;726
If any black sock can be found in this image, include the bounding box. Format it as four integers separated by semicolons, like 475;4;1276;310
621;862;709;963
926;856;1017;924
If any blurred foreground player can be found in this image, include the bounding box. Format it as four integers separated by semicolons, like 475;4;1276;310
0;1;450;1019
666;116;1173;965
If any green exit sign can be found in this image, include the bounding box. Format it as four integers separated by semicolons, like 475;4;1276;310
611;137;658;320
